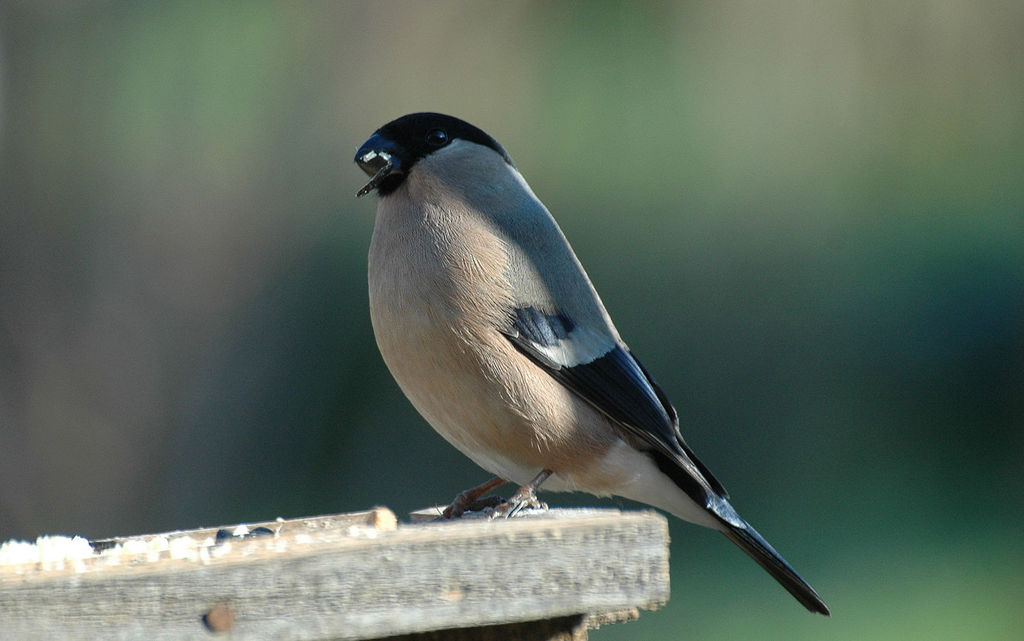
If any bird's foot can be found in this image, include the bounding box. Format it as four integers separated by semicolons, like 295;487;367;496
439;477;507;519
489;469;553;519
489;485;548;519
445;494;506;519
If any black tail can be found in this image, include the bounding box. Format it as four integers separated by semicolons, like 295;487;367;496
649;448;830;614
717;512;830;615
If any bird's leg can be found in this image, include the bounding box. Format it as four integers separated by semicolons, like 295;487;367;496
491;469;553;519
440;476;508;519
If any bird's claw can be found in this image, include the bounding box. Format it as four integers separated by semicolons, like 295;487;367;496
438;476;509;519
440;493;505;519
489;487;548;519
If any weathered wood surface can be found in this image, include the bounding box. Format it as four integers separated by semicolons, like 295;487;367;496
0;507;669;640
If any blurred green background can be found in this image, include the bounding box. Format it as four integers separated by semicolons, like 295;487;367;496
1;1;1022;638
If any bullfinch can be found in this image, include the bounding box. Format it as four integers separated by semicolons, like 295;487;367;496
354;112;829;615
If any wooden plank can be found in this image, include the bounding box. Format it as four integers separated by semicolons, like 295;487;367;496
0;508;669;640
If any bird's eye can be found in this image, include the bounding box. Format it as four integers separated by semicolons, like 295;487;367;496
425;129;449;147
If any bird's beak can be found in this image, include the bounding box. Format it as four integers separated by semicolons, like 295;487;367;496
354;133;404;198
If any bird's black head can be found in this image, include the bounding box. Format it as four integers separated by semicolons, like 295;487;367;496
354;113;513;198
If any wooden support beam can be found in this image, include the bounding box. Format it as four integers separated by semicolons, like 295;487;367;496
0;508;669;640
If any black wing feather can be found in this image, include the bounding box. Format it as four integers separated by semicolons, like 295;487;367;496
503;307;831;615
502;306;727;497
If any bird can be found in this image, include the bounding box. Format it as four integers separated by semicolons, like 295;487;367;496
353;112;829;615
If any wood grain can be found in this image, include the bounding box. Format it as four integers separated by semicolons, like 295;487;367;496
0;508;669;640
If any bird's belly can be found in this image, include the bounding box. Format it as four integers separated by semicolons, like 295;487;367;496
369;287;619;487
371;299;534;481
